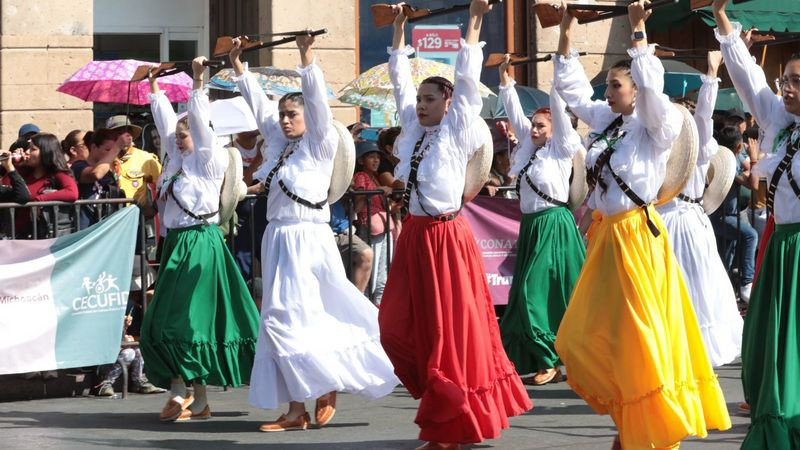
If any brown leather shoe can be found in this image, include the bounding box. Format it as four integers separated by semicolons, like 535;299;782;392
414;442;461;450
315;391;337;427
258;413;311;432
175;404;212;422
532;368;564;386
159;395;194;422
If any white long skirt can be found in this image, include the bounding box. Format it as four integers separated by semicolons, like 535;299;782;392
249;220;399;409
658;201;743;367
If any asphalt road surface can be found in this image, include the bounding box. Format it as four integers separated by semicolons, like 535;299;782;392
0;362;749;449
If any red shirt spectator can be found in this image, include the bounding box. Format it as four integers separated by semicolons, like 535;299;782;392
352;171;386;226
1;133;78;237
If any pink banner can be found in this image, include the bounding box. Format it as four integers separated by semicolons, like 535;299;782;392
461;196;522;305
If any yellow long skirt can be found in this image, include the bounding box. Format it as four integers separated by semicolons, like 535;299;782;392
554;206;731;449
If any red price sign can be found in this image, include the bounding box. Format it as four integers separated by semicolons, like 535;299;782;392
411;27;461;53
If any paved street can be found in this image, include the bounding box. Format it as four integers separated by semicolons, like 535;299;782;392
0;362;749;449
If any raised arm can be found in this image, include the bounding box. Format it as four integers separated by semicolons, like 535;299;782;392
553;4;613;130
713;0;780;126
296;33;335;159
628;44;683;150
446;1;491;144
148;69;178;162
627;1;682;150
499;55;532;143
388;5;418;128
695;52;722;165
188;57;217;167
549;86;583;159
230;38;282;141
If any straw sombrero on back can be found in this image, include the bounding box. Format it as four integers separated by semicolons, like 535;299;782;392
219;146;248;226
569;148;589;210
328;121;357;203
703;145;736;214
464;120;494;202
656;104;699;205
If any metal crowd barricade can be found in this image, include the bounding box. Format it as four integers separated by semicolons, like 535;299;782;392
0;198;150;312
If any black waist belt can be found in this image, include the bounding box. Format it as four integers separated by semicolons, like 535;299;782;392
278;179;325;210
171;194;217;225
524;174;569;208
164;171;217;225
607;167;660;237
677;193;703;204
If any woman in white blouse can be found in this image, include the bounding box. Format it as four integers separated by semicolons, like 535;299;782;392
656;51;743;369
495;55;586;386
551;2;731;448
378;2;532;449
140;58;260;423
713;1;800;447
230;33;398;432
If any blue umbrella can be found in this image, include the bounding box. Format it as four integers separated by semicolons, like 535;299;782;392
208;67;336;99
589;59;703;100
481;84;550;119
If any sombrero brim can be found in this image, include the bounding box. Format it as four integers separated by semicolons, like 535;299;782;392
328;121;356;204
568;148;588;210
703;145;737;215
464;120;494;203
656;104;699;205
219;146;247;225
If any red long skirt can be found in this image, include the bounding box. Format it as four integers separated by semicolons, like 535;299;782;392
753;214;775;284
378;215;532;444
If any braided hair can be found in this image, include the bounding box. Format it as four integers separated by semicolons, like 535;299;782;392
420;76;454;99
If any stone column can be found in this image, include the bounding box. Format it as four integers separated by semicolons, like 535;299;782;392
258;0;358;125
0;0;94;150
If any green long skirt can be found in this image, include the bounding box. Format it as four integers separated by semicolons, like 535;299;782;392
140;224;260;389
741;222;800;450
499;207;586;375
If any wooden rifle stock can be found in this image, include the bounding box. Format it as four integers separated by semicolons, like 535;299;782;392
130;60;226;82
212;29;327;58
485;51;587;68
372;0;503;29
578;0;679;25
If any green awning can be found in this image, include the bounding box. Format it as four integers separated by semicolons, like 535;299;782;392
647;0;800;34
698;0;800;32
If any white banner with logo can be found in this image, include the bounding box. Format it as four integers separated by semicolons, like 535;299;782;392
0;207;139;374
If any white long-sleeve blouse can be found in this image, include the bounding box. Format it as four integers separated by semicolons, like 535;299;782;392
236;61;337;224
390;41;489;216
150;90;228;229
717;22;800;224
553;45;683;217
501;79;583;214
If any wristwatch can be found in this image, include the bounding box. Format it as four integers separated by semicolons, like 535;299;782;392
631;30;647;41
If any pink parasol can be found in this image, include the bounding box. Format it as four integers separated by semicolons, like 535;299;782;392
57;59;192;105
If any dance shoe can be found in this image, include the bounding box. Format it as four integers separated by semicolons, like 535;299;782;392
159;394;194;422
175;404;212;422
258;413;311;432
315;391;337;427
